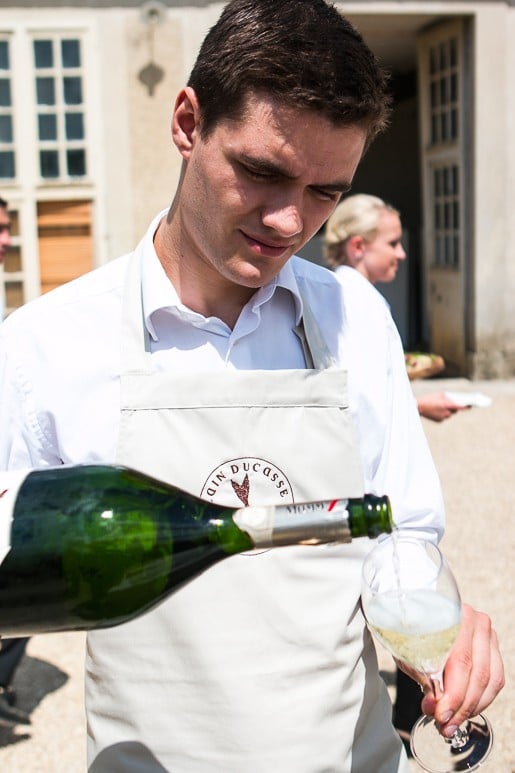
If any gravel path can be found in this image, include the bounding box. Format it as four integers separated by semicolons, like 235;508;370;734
1;378;514;772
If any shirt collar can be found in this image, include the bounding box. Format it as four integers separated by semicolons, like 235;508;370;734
139;211;304;340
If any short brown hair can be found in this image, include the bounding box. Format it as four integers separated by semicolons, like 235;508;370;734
188;0;391;146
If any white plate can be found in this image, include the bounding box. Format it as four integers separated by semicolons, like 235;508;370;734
444;391;492;408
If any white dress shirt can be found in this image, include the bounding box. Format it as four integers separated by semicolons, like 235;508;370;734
0;212;444;539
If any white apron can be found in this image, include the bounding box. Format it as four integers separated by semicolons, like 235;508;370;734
86;246;408;773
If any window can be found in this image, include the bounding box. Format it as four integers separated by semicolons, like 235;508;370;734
428;36;460;145
0;38;15;179
432;164;460;268
33;36;87;180
2;207;25;314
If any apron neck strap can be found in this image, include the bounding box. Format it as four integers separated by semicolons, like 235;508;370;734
295;291;337;370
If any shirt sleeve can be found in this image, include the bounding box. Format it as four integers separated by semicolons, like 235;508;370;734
0;328;63;470
372;312;445;542
335;269;445;543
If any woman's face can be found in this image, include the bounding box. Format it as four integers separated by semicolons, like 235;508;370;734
360;210;406;285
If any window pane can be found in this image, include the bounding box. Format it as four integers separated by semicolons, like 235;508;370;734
63;77;82;105
440;78;448;107
438;236;445;266
450;37;458;68
0;79;11;107
0;151;14;178
0;114;12;142
435;202;442;229
440;112;448;141
429;47;437;75
452;165;459;193
7;210;18;236
61;39;80;68
453;201;460;229
430;81;438;109
450;73;458;102
38;113;57;140
4;245;21;272
447;238;453;267
65;112;84;140
34;40;53;68
5;281;24;309
36;77;56;105
444;202;450;229
67;148;86;176
434;168;441;196
439;42;447;70
40;149;59;177
0;41;9;70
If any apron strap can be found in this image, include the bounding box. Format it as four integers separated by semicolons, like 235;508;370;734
296;291;337;370
120;250;336;374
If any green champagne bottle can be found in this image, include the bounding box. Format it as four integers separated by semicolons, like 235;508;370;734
0;464;393;636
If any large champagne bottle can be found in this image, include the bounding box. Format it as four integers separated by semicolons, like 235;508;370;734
0;464;393;636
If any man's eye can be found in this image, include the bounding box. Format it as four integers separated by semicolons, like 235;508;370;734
244;166;273;181
312;188;340;202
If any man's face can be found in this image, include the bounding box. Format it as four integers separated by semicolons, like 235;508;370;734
0;206;11;263
361;210;406;285
174;93;367;290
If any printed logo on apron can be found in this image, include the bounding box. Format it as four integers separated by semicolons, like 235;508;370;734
200;457;294;506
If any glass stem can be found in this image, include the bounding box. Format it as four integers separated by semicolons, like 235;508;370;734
429;670;470;750
429;669;444;697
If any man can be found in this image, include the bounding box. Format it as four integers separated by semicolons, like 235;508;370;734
0;198;10;261
0;197;31;728
0;2;503;770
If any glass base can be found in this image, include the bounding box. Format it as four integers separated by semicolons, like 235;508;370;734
410;713;493;772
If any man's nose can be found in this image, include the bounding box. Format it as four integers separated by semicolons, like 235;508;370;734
261;200;303;239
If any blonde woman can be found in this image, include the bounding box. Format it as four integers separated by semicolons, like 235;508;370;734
325;194;465;422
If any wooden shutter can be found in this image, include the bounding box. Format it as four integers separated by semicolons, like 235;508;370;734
37;199;92;294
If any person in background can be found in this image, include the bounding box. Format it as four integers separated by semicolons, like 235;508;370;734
324;193;467;422
0;197;12;322
0;197;31;727
323;192;468;749
0;3;503;770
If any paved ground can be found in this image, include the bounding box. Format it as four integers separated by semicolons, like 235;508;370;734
0;377;514;772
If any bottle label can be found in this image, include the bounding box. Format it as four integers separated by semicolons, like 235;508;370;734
0;470;29;567
233;499;352;548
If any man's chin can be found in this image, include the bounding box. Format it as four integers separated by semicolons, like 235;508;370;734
230;263;281;289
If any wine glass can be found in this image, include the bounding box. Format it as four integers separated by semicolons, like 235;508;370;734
361;532;493;772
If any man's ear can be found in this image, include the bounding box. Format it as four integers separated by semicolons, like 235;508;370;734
172;86;201;159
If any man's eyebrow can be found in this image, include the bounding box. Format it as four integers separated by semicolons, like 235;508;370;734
238;153;353;192
239;153;293;177
316;181;353;194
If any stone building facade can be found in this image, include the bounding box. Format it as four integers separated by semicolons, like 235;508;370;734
1;0;514;377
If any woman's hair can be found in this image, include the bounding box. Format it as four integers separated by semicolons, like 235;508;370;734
188;0;391;146
323;193;399;268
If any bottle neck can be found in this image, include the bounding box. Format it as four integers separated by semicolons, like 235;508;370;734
233;499;352;548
